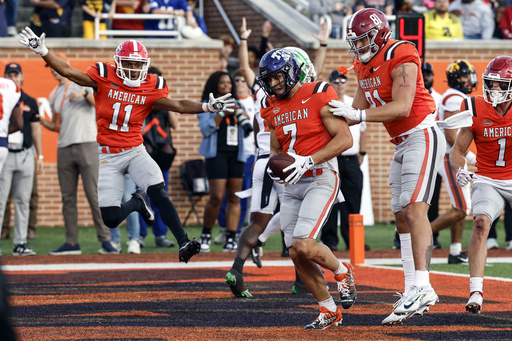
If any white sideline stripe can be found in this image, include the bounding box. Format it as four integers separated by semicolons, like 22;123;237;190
3;257;512;277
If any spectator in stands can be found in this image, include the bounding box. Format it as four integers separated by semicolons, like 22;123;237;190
109;175;141;254
215;70;256;245
186;0;206;34
0;1;7;37
259;20;273;58
112;0;146;33
355;0;394;15
40;52;118;256
143;0;195;37
198;71;247;253
449;0;495;39
138;65;178;249
396;0;422;13
29;0;75;37
80;0;116;39
309;0;353;39
498;3;512;39
5;0;18;36
424;0;464;40
219;34;239;75
0;63;43;256
218;51;229;72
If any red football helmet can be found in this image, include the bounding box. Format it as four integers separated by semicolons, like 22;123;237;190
346;9;391;63
482;56;512;107
114;40;151;87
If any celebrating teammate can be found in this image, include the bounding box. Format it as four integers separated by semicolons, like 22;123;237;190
450;55;512;314
258;48;355;330
19;27;235;263
329;9;446;325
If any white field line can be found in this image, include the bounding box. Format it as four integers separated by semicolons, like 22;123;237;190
3;256;512;283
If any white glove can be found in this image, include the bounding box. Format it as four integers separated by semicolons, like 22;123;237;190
266;166;285;184
465;151;477;166
19;27;48;56
329;99;366;121
456;167;473;187
283;153;315;185
202;93;236;113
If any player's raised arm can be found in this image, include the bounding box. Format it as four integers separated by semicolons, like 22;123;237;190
19;27;97;90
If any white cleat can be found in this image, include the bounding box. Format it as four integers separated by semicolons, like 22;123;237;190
466;291;483;314
393;285;438;316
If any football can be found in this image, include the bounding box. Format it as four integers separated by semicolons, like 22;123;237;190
268;153;295;181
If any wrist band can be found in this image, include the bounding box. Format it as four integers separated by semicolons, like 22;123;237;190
240;38;247;41
218;111;225;117
320;43;327;47
38;155;44;160
202;103;209;112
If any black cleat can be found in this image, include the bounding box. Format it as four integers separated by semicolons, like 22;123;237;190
132;190;155;225
179;239;200;263
448;252;469;264
250;245;263;268
225;268;252;297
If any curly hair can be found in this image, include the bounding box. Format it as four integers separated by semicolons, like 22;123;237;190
201;71;238;102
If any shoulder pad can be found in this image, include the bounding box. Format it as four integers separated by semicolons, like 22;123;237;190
154;76;166;90
312;81;330;94
95;62;109;78
384;40;415;61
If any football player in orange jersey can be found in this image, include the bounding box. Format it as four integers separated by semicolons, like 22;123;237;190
329;9;446;325
450;55;512;314
19;26;235;263
258;48;355;330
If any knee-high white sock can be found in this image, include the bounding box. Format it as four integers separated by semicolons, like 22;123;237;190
259;212;281;243
399;233;414;295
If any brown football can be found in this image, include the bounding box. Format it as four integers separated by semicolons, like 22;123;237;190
268;153;295;181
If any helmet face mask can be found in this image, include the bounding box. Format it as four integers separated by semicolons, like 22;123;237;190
257;49;301;100
114;40;151;87
446;59;478;95
482;56;512;107
346;9;391;63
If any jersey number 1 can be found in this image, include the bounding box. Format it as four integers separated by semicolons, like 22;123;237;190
109;102;132;132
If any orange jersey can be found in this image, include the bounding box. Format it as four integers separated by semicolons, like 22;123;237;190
463;96;512;180
260;81;337;156
353;39;437;138
86;63;168;147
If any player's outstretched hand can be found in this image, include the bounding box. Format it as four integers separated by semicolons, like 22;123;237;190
456;167;473;187
283;153;314;185
329;99;366;121
19;27;48;56
207;93;236;113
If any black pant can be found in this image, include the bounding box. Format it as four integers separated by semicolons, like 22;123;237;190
321;154;363;250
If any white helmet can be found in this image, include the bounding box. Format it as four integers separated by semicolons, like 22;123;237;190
285;46;317;83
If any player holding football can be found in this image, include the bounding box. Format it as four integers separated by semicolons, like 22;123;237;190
329;9;446;325
258;48;355;330
450;56;512;314
18;27;235;263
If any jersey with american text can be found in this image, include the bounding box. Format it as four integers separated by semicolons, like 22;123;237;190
260;81;337;157
86;63;169;147
353;39;437;138
463;96;512;180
